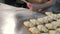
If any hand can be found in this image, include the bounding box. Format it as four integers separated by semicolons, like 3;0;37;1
27;3;34;10
27;3;43;11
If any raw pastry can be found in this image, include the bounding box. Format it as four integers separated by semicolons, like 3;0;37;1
41;33;48;34
42;16;49;23
45;12;53;16
37;18;44;24
24;21;34;28
49;30;57;34
30;19;41;25
29;27;41;34
37;25;48;32
57;14;60;19
56;28;60;32
45;23;56;29
52;21;60;28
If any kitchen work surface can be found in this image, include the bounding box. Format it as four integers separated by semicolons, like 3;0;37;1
0;3;45;34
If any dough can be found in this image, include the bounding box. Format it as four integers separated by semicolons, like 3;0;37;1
29;27;40;34
37;25;48;32
24;21;34;28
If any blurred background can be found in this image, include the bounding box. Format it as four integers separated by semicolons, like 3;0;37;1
0;0;28;8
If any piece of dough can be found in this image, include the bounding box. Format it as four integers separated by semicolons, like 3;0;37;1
30;19;40;25
47;16;53;21
29;27;41;34
52;21;60;28
37;25;48;32
45;12;53;16
41;33;48;34
49;30;57;34
56;28;60;32
45;23;56;29
37;18;44;24
24;21;34;28
52;14;58;20
57;14;60;19
30;19;37;25
42;16;49;23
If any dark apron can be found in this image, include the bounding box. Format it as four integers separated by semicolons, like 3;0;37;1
51;0;60;13
44;0;60;14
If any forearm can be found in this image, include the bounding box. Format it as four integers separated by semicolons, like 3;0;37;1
40;0;56;8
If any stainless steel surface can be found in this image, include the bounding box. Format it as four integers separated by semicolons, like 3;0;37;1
0;3;45;34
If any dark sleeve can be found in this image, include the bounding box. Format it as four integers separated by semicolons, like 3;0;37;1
16;0;25;4
16;0;27;8
5;0;16;5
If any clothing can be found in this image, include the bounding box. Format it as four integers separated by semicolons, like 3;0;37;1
5;0;16;6
51;0;60;13
45;0;60;14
